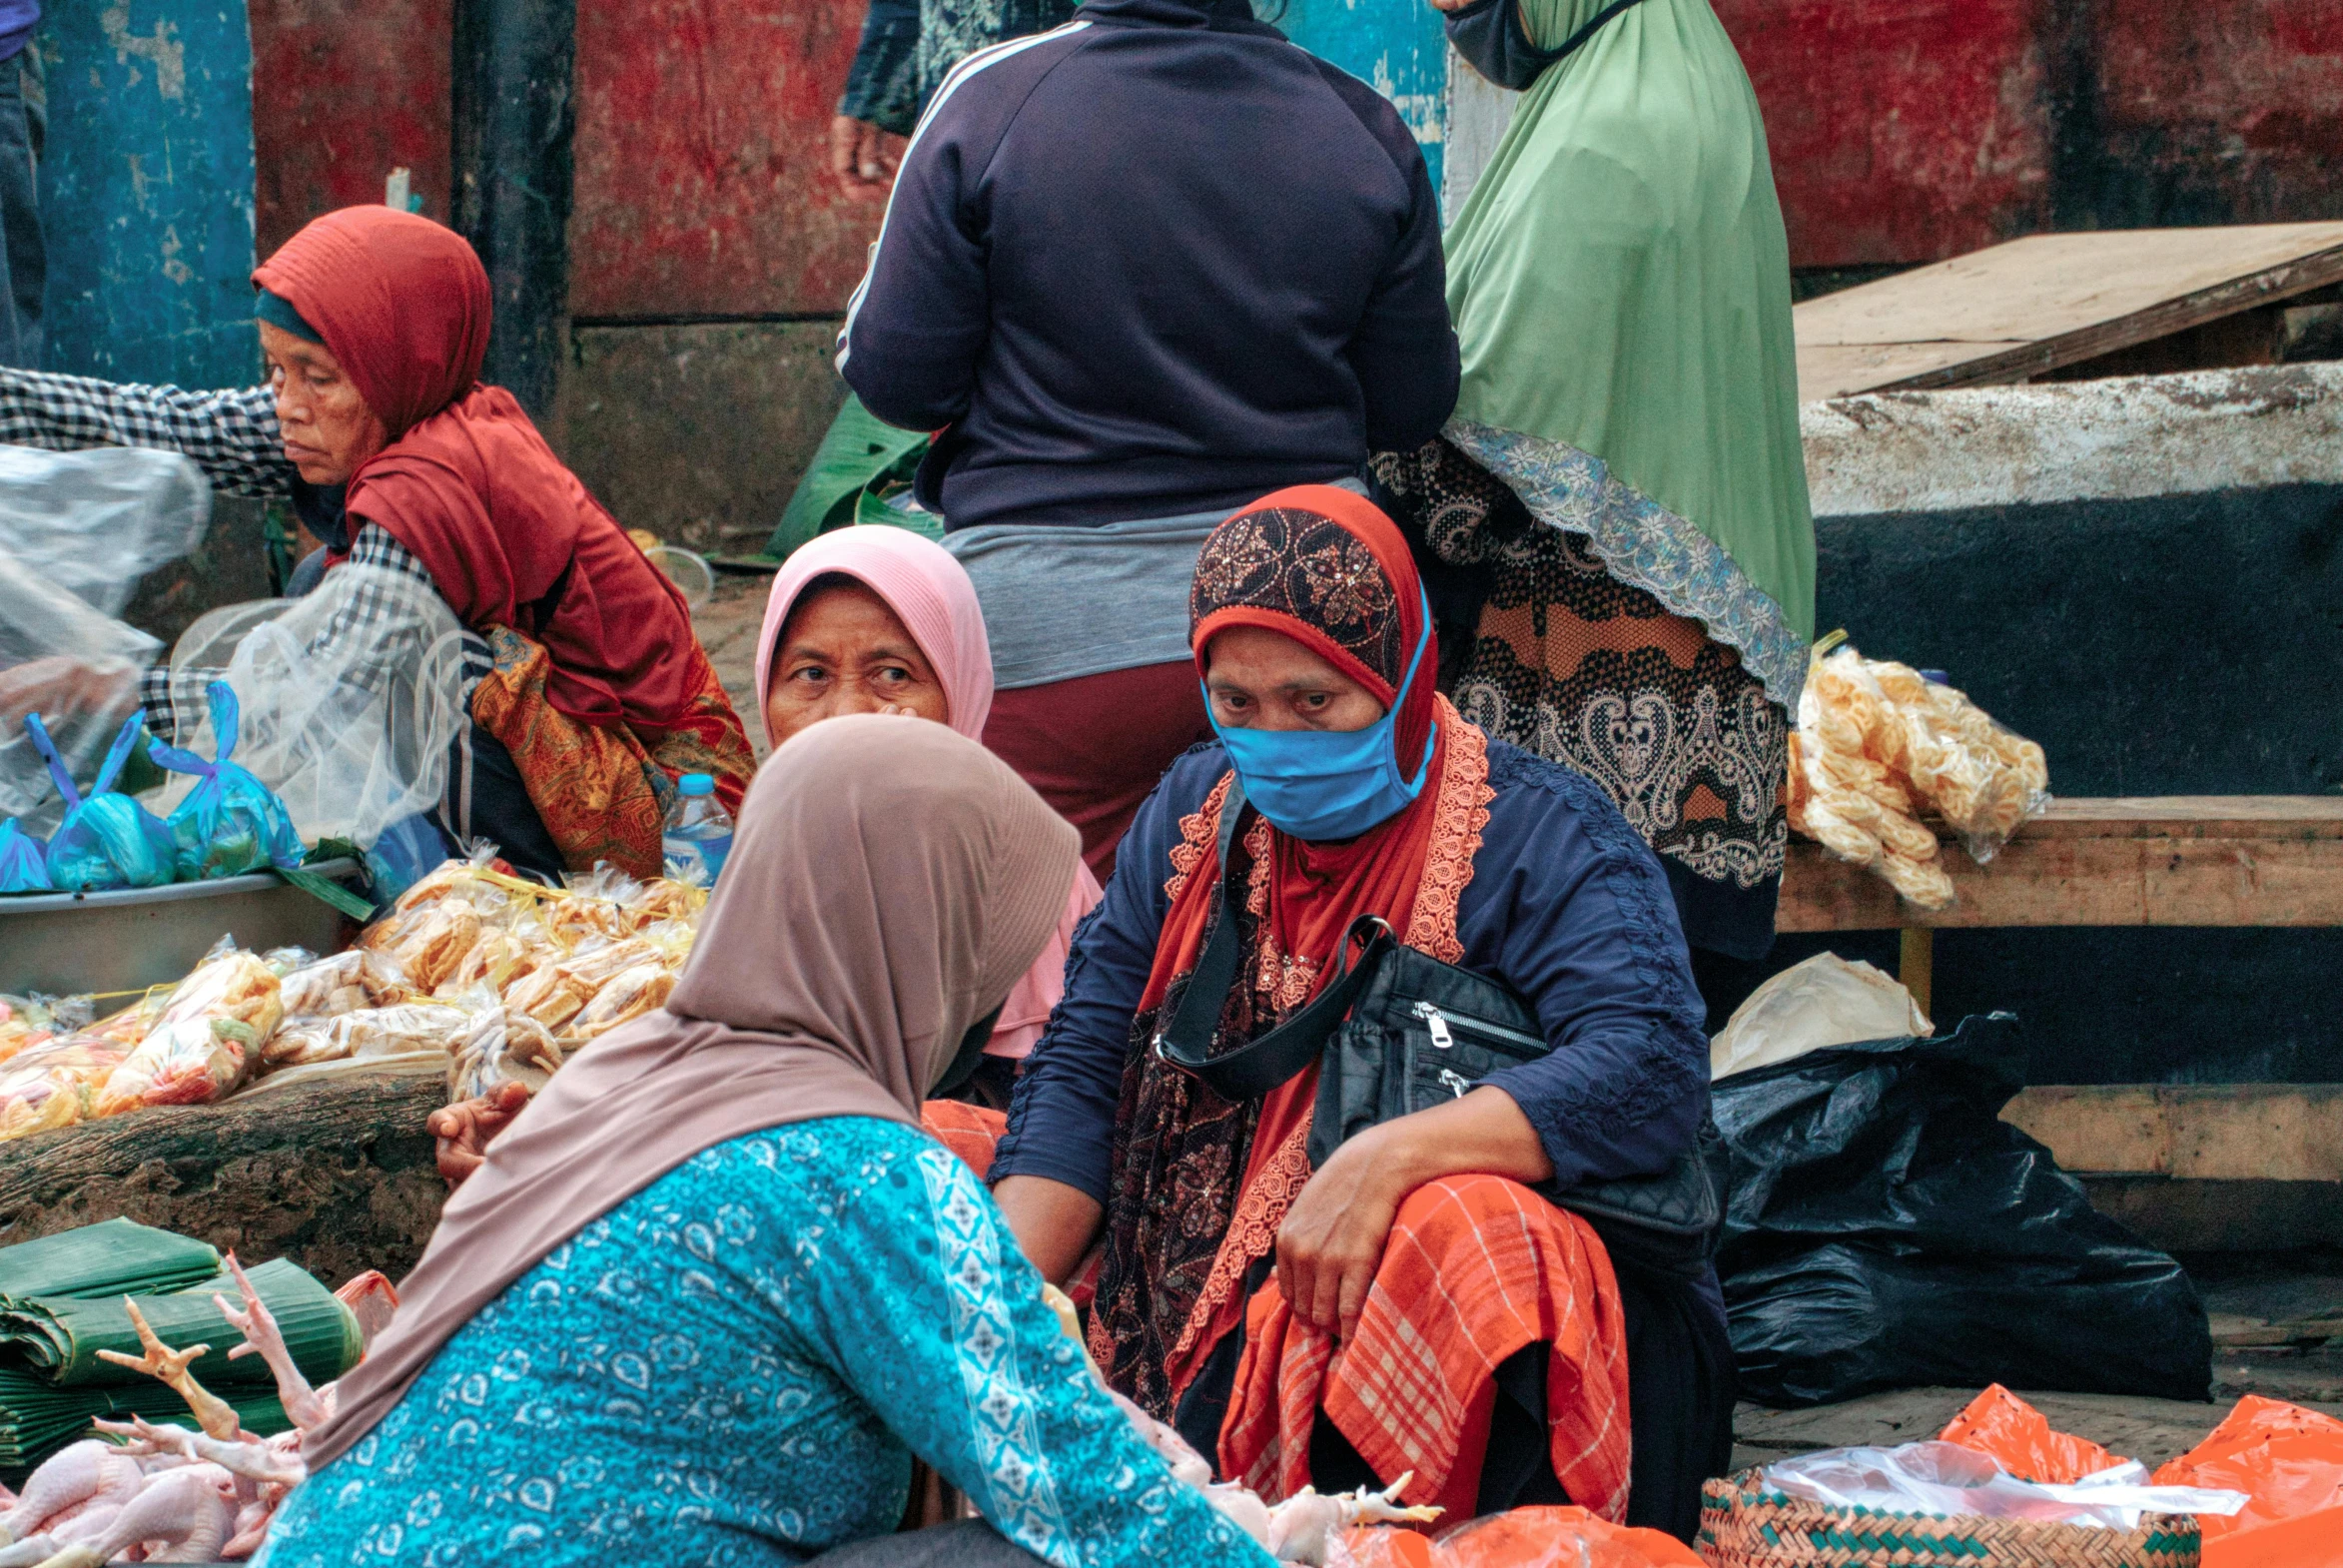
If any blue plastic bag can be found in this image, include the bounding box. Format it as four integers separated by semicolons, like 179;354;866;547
23;712;175;892
146;682;306;881
0;818;48;892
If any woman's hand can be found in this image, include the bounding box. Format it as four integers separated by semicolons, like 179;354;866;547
428;1082;532;1185
829;115;907;194
1276;1086;1554;1342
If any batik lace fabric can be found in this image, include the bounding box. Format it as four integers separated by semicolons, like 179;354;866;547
1374;438;1789;891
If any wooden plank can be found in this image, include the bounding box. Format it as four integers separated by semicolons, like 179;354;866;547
2003;1085;2343;1182
1797;224;2343;400
2023;797;2343;839
1777;833;2343;930
1797;341;2026;403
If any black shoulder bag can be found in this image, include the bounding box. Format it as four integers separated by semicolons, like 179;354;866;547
1151;777;1720;1276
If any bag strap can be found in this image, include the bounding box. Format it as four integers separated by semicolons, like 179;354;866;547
1152;774;1394;1102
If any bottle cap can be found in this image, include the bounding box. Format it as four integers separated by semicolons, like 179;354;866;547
678;773;715;797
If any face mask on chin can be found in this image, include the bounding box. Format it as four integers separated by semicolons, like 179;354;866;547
1444;0;1559;91
1206;590;1437;843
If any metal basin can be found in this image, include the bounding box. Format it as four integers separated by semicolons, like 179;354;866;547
0;860;365;997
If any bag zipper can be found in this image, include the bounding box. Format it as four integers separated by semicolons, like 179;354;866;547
1410;1000;1542;1054
1437;1067;1473;1099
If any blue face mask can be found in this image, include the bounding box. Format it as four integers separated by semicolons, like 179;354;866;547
1207;594;1437;842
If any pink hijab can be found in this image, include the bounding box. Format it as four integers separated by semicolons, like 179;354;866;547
754;527;1101;1055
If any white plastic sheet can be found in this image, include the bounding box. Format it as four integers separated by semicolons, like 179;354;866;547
1710;953;1933;1081
165;563;469;850
0;445;211;616
0;547;157;834
1763;1442;2247;1531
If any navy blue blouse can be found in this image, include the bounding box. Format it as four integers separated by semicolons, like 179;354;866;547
992;738;1711;1202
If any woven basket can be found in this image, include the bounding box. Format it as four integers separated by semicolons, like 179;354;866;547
1697;1470;2200;1568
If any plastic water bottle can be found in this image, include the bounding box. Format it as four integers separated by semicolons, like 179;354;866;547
662;774;733;885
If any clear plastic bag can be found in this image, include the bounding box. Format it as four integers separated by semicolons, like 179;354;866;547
147;681;307;881
264;1001;471;1069
1788;639;2051;909
1762;1441;2245;1531
0;446;203;836
0;1032;130;1142
568;962;675;1044
0;993;91;1066
448;1003;567;1101
274;949;411;1025
0;444;211;617
92;939;285;1115
24;712;175;891
173;561;470;854
0;817;49;892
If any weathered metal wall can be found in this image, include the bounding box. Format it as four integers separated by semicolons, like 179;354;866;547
40;3;259;389
1711;0;2343;269
566;0;874;320
248;0;454;258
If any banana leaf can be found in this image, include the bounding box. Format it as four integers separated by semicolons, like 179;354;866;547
2;1255;360;1389
0;1219;222;1302
763;392;932;560
0;1366;288;1480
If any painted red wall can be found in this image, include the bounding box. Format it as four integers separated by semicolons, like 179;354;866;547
246;1;2343;302
566;0;882;320
248;0;455;259
1714;0;2343;269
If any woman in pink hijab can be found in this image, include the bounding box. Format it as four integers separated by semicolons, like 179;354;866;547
432;527;1103;1180
754;525;1103;1102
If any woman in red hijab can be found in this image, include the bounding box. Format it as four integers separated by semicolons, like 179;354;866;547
969;487;1734;1541
0;206;752;880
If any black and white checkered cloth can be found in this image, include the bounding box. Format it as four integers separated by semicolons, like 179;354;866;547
0;368;296;499
136;524;481;742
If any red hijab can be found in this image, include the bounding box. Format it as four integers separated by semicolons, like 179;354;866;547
254;207;706;734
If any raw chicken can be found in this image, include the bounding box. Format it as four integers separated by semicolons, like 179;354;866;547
1;1250;357;1562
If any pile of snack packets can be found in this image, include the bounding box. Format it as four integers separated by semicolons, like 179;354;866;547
1786;636;2051;910
0;855;707;1143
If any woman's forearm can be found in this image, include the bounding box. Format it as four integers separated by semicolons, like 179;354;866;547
1372;1085;1555;1190
992;1175;1106;1286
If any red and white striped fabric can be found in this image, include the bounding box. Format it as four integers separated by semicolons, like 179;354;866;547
1220;1175;1632;1524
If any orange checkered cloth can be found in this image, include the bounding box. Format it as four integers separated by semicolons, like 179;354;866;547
920;1100;1008;1176
1220;1175;1631;1523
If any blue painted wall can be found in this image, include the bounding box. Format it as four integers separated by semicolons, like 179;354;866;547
39;3;259;389
1281;0;1448;198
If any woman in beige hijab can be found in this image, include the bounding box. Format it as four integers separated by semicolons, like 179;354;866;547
258;717;1275;1568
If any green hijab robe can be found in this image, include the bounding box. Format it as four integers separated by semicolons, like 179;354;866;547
1440;0;1814;708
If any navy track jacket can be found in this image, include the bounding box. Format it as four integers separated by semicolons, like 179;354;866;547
837;0;1461;531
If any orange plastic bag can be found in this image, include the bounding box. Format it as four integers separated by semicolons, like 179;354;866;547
1940;1384;2120;1483
1335;1508;1702;1568
2152;1395;2343;1568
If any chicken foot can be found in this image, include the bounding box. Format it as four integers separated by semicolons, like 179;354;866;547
1263;1473;1442;1566
212;1254;334;1431
92;1302;242;1442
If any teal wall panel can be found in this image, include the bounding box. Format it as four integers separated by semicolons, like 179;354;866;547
40;3;259;389
1280;0;1448;198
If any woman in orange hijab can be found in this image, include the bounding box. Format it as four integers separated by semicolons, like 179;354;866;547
0;206;751;882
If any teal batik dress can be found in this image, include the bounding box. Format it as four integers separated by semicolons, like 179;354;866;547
256;1118;1275;1568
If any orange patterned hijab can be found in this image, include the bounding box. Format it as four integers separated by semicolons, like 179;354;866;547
1092;489;1494;1416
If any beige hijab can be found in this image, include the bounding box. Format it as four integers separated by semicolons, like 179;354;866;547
306;715;1082;1468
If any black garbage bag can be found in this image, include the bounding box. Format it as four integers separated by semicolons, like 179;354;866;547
1712;1013;2211;1408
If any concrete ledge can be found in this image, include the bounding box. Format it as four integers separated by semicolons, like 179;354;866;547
1802;363;2343;517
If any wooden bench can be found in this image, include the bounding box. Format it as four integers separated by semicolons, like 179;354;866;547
1776;797;2343;1246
